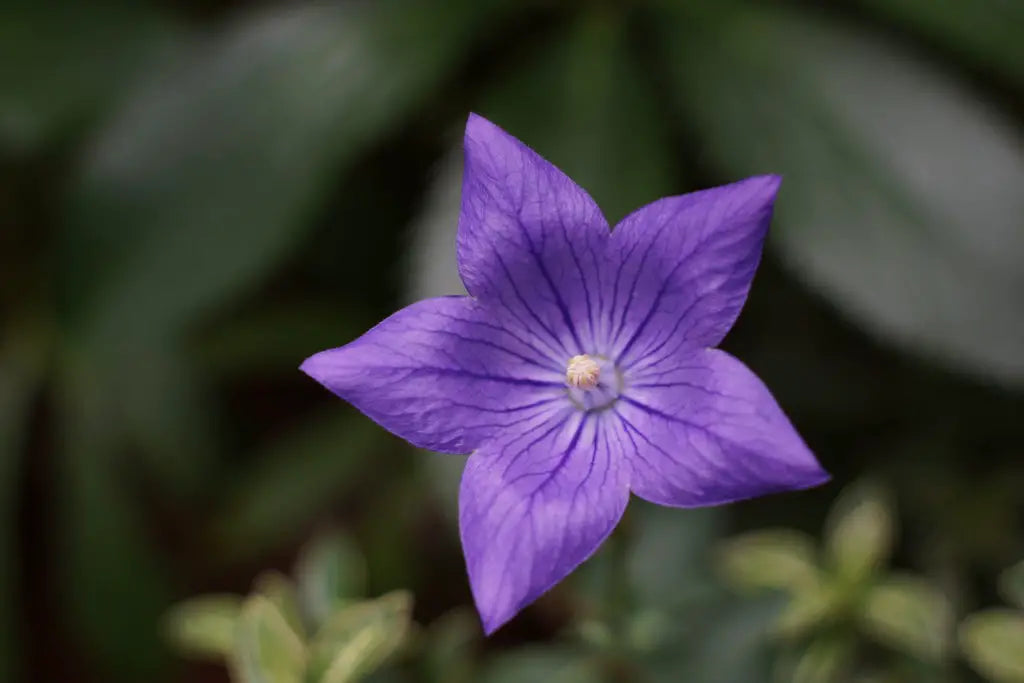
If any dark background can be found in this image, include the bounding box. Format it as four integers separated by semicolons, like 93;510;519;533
1;0;1022;681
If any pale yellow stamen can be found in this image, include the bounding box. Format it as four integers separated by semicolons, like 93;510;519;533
566;355;601;390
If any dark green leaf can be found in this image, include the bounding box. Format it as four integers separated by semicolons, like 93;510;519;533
419;609;479;683
852;0;1024;88
0;2;179;150
55;362;175;680
959;609;1024;682
628;503;722;605
999;561;1024;610
0;336;45;683
211;412;389;565
60;0;496;343
661;4;1024;385
295;531;366;629
644;598;778;683
478;648;603;683
164;594;242;661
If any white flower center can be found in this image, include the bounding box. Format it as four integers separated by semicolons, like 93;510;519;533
566;354;601;389
565;354;622;412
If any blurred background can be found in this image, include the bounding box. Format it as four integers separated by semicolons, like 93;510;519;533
2;0;1023;681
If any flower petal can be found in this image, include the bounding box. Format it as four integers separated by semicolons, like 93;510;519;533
606;175;780;366
459;410;629;633
457;113;610;357
619;348;828;507
300;296;565;454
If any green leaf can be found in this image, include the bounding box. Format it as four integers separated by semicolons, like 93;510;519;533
661;3;1024;385
164;594;242;661
999;561;1024;610
419;609;479;683
295;531;366;630
851;0;1024;89
55;361;176;680
59;0;496;343
232;595;307;683
715;529;820;595
254;572;306;641
0;2;179;151
478;648;602;683
858;575;952;661
110;342;219;498
198;304;372;378
644;598;778;683
211;412;388;565
825;481;894;582
628;504;723;605
307;591;413;683
959;609;1024;682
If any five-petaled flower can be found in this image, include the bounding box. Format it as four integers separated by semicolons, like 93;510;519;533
301;113;829;634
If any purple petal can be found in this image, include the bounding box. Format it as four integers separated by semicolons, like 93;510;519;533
300;296;565;454
457;113;610;357
459;410;629;633
619;348;828;507
606;176;780;367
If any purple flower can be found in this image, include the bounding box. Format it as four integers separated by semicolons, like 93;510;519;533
301;113;829;633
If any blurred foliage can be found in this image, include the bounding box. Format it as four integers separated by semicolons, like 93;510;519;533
959;561;1024;682
167;531;413;683
2;0;1022;682
718;481;955;680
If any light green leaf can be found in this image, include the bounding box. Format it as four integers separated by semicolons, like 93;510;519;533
999;561;1024;610
662;3;1024;385
295;531;366;630
775;581;842;640
825;481;894;582
59;0;496;343
715;529;820;595
851;0;1024;88
959;609;1024;682
164;594;242;661
254;572;305;641
858;574;952;661
232;595;307;683
211;413;388;565
780;636;855;683
478;648;602;683
307;591;413;683
0;2;179;151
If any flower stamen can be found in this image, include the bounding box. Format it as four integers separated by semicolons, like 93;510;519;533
566;355;601;389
